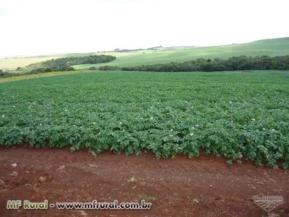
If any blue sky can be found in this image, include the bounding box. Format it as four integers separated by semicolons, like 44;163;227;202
0;0;289;57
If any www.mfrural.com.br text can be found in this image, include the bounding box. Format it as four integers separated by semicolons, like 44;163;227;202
6;199;152;210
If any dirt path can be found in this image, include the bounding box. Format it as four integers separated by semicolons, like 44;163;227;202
0;147;288;217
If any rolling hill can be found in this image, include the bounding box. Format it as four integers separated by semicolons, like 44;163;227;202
1;37;289;71
73;37;289;69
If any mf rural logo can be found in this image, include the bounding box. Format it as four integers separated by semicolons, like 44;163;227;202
253;195;284;217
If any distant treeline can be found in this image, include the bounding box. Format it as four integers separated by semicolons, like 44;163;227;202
0;69;9;77
100;55;289;72
113;46;163;53
28;55;116;73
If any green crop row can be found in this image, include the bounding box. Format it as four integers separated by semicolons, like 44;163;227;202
0;71;289;168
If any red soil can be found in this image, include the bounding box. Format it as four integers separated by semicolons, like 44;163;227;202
0;147;289;217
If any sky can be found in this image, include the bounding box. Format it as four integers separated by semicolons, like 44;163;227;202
0;0;289;57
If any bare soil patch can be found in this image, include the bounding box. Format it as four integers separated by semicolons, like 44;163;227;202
0;147;289;217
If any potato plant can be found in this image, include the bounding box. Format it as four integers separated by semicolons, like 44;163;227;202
0;71;288;168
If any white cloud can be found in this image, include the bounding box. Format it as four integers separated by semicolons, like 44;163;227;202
0;0;288;57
